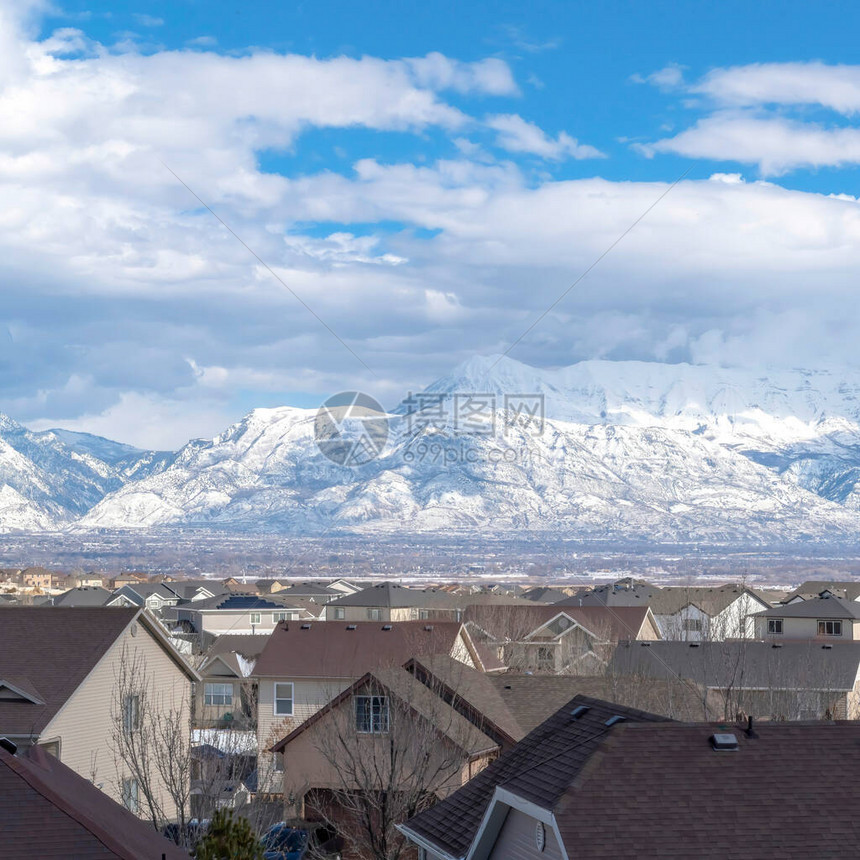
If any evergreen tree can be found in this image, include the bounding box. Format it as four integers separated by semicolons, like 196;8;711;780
194;808;264;860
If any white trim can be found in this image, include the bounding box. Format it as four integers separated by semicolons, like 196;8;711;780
0;679;44;706
465;787;570;860
274;681;294;716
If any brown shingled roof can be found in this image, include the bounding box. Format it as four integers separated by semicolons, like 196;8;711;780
0;607;139;737
0;744;189;859
253;621;476;679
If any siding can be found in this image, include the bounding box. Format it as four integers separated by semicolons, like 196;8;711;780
42;619;192;819
488;808;564;860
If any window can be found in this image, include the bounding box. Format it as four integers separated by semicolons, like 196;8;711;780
121;777;139;813
537;646;555;670
123;694;140;734
273;753;284;773
204;682;233;707
250;612;261;626
273;611;287;622
768;618;784;635
333;607;345;620
274;682;294;716
683;618;703;632
355;695;389;733
418;609;430;620
818;620;843;637
367;608;382;621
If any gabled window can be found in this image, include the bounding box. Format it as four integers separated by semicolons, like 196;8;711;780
204;682;233;707
355;695;389;733
768;618;784;635
121;777;139;813
818;620;843;637
683;618;703;632
123;694;140;734
274;682;294;716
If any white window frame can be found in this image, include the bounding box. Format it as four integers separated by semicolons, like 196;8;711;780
818;620;843;637
274;682;294;716
333;607;345;620
354;695;389;734
272;611;288;622
204;682;233;707
367;608;382;621
121;777;139;813
123;694;140;735
250;612;262;626
768;618;784;635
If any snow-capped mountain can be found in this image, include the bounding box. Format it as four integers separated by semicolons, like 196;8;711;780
71;356;860;543
0;415;173;532
8;356;860;543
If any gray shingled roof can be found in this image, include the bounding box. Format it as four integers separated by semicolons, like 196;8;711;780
755;594;860;620
608;640;860;690
326;582;461;609
50;586;112;607
402;695;666;859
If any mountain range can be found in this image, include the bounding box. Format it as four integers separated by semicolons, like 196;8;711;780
4;356;860;545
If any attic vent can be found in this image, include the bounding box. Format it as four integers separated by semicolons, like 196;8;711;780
382;624;393;631
0;737;17;755
570;705;591;720
689;642;700;648
711;732;738;751
424;625;434;631
640;642;651;647
822;644;833;650
300;623;311;630
346;624;357;630
772;643;783;648
604;715;626;727
504;684;512;690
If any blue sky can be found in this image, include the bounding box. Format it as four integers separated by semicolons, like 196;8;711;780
4;0;860;447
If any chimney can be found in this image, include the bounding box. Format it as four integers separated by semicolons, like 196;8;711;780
745;716;757;739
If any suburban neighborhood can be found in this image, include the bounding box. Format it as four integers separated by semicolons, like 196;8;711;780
4;569;860;856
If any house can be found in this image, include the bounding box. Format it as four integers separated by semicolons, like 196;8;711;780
558;581;769;641
167;579;229;602
784;580;860;603
171;593;318;637
324;582;463;622
107;582;181;614
402;696;860;860
109;572;149;590
326;579;362;596
252;620;501;790
20;567;65;591
608;639;860;720
0;741;189;859
50;586;113;607
64;572;106;589
270;665;504;828
754;592;860;639
194;634;267;730
465;604;660;674
269;582;342;603
0;606;198;819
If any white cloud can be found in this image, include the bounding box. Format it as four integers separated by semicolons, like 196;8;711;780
694;62;860;114
642;113;860;175
486;113;604;160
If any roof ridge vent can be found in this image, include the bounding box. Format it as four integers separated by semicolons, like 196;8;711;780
424;624;434;631
604;715;626;727
300;623;311;630
382;624;393;631
346;624;357;630
689;642;700;647
570;705;591;719
822;643;833;649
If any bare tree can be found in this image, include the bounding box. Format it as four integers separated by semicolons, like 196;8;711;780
297;668;493;860
109;642;194;844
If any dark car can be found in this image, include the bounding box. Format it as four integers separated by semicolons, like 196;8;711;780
261;822;341;860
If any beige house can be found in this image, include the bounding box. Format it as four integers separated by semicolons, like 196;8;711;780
323;582;463;622
465;604;661;674
271;666;502;825
252;620;502;792
194;634;267;729
0;606;198;820
171;593;318;637
754;593;860;640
